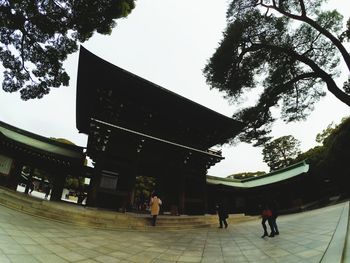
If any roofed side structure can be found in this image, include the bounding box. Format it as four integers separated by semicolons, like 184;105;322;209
207;161;309;188
0;120;85;169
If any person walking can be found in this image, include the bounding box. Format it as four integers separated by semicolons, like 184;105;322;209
270;200;279;235
261;204;275;237
149;192;162;226
44;184;51;199
29;180;35;194
216;203;228;229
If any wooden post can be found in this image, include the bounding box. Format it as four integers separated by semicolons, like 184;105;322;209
24;166;33;195
50;171;66;201
7;160;23;191
86;162;102;207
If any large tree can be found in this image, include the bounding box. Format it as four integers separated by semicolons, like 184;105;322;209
317;117;350;190
204;0;350;145
293;116;350;194
262;135;301;171
0;0;135;100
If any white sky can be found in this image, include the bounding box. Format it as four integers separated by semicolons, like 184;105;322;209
0;0;349;177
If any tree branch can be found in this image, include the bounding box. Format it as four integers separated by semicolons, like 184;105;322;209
284;72;319;87
253;43;350;106
295;85;299;113
258;2;350;71
237;44;260;66
261;72;318;108
20;34;25;70
303;16;350;71
298;0;306;17
300;31;322;56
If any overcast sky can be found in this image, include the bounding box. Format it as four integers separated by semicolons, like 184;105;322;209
0;0;349;177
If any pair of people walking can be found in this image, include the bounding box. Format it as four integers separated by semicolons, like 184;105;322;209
261;202;279;237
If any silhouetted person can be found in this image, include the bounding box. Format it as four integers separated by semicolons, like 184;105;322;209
270;200;279;235
29;180;35;194
44;184;51;199
77;191;86;204
261;204;275;237
216;203;228;229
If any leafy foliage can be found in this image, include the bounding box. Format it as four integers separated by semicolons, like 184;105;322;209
134;176;155;209
320;117;350;188
65;175;85;190
226;171;266;179
340;18;350;41
315;122;336;145
50;137;74;144
204;0;350;145
292;116;350;194
262;135;301;171
314;116;348;146
0;0;135;100
294;145;325;166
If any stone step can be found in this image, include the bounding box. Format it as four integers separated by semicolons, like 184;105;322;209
0;187;258;230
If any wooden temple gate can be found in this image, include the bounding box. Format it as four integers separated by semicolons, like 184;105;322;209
75;47;242;214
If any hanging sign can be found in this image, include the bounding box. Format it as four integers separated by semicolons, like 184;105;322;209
100;170;119;190
0;154;13;176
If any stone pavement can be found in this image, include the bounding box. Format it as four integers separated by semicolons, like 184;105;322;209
0;202;346;263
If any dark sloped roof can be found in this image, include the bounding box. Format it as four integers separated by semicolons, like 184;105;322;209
0;120;85;168
76;46;243;150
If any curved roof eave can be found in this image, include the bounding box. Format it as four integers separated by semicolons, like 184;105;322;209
207;161;309;188
0;121;84;160
76;46;243;147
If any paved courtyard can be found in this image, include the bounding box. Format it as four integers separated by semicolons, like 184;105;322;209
0;202;346;263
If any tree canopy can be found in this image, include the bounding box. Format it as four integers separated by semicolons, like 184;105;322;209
0;0;135;100
292;116;350;193
262;135;301;171
204;0;350;145
316;117;350;188
315;122;336;145
134;176;155;210
50;137;74;145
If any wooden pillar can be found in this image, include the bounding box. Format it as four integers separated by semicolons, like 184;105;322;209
178;172;185;214
24;167;33;195
201;169;208;214
7;160;23;191
50;171;66;201
125;165;137;211
86;162;102;207
181;168;207;215
153;168;179;214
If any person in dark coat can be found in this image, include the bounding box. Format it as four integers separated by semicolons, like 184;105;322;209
29;180;35;194
270;200;279;235
261;203;275;237
216;203;228;228
44;184;51;199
